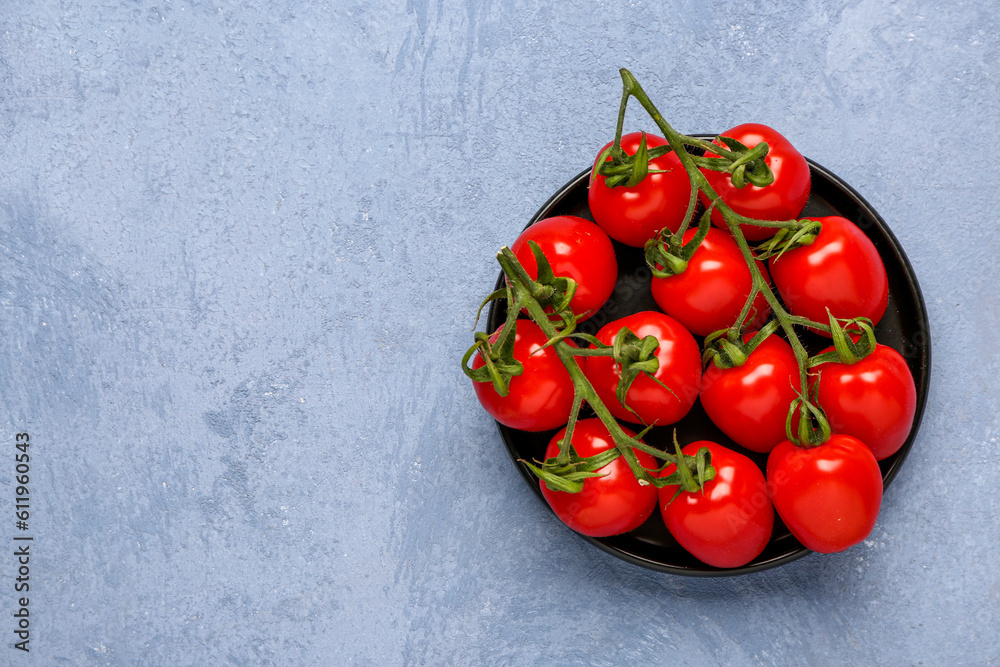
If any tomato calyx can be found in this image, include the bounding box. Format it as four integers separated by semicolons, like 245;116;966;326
659;432;717;504
808;312;878;367
609;327;676;418
570;326;678;423
643;205;713;278
786;383;832;448
460;326;524;397
520;240;581;325
591;131;679;189
532;429;715;497
698;135;775;189
593;127;776;194
525;419;662;494
753;219;823;260
521;447;622;494
702;319;781;370
461;278;525;396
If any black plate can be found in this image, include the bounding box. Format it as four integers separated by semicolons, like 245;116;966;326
487;154;931;576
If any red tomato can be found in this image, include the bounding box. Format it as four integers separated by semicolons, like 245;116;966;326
700;333;801;453
584;312;701;426
510;216;617;322
588;132;693;247
471;320;575;432
650;227;771;336
700;123;811;241
769;215;888;331
811;344;917;460
658;441;774;568
767;434;883;553
540;419;658;537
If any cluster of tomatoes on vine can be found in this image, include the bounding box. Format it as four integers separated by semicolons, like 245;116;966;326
463;69;917;569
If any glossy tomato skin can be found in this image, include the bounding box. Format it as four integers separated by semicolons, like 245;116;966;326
659;441;773;568
584;311;701;426
769;215;888;331
767;434;883;554
700;333;801;453
700;123;811;242
588;132;693;247
811;344;917;460
510;216;617;322
651;227;771;337
471;320;575;432
540;419;658;537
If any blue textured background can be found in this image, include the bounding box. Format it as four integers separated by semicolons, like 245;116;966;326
1;1;997;664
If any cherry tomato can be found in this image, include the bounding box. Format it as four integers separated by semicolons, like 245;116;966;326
588;132;693;247
769;215;888;331
700;123;811;241
811;344;917;460
767;434;883;553
540;419;658;537
510;216;617;322
650;227;771;336
658;440;774;568
584;311;701;426
700;333;801;454
471;320;575;432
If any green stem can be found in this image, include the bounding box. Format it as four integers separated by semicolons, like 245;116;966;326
618;67;830;445
728;283;761;341
556;391;584;466
787;315;832;332
617;70;799;233
611;80;631;162
680;136;738;156
673;182;700;239
563;347;614;357
496;248;676;481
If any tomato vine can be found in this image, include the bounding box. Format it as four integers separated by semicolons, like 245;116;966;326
464;67;889;497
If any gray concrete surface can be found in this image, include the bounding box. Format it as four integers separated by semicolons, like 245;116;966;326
1;0;997;664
